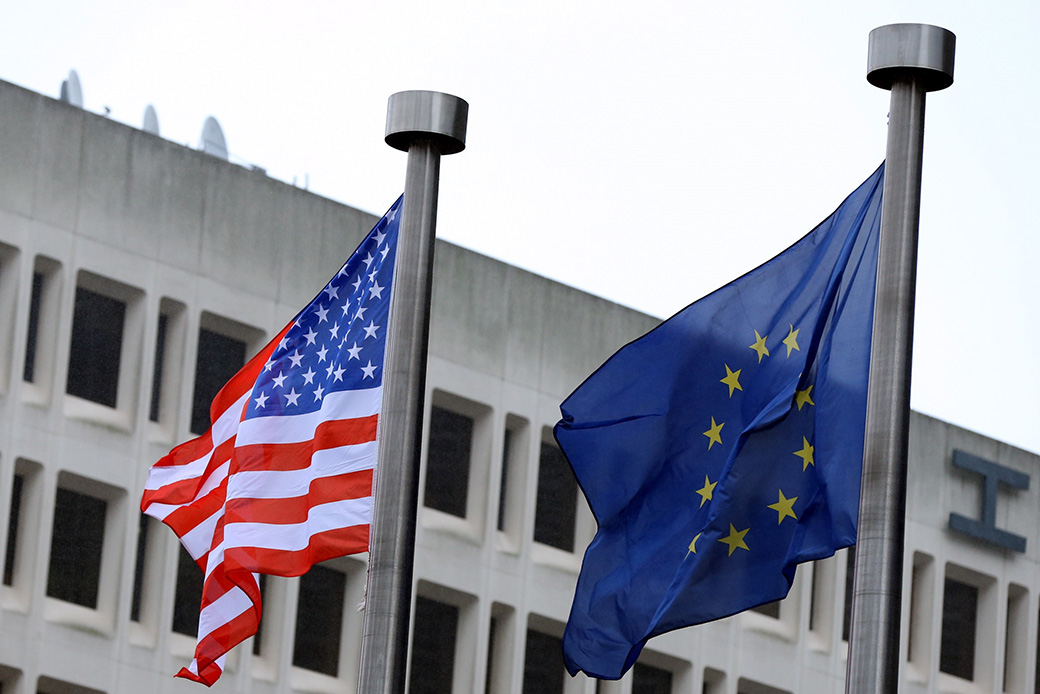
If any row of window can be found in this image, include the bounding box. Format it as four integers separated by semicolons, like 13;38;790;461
7;461;1038;692
3;251;581;555
0;248;259;438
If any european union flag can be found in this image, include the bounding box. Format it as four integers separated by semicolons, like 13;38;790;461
555;165;885;679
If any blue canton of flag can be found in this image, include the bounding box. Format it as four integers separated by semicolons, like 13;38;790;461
555;166;885;680
250;197;401;416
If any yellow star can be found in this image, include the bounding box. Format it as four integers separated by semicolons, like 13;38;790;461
794;385;814;411
793;436;815;470
695;475;717;507
767;490;799;524
783;324;800;357
720;364;742;397
687;532;702;557
749;330;769;363
703;417;724;450
718;524;750;556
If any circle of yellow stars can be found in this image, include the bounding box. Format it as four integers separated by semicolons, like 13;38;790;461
688;325;817;561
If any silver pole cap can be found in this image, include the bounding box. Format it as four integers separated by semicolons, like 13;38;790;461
385;90;468;155
867;24;955;92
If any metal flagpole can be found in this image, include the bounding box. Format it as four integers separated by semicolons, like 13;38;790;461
358;90;468;694
846;24;954;694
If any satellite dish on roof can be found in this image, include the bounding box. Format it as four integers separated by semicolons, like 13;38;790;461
59;70;83;107
199;116;228;160
143;105;160;135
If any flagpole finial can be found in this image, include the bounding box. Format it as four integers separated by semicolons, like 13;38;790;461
867;24;955;92
385;90;468;155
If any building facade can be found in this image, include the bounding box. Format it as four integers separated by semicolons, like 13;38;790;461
0;79;1037;694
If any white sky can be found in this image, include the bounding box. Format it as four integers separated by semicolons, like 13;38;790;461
3;1;1038;454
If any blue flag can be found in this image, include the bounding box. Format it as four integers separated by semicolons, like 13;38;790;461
555;165;885;679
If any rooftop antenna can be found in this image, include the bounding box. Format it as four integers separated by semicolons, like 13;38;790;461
143;105;160;135
59;70;83;107
199;116;228;160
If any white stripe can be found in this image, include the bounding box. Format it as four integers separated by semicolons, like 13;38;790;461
236;386;382;446
143;461;230;522
181;507;224;561
141;391;247;492
226;441;377;501
223;497;372;552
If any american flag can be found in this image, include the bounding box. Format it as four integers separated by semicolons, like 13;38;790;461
141;197;402;686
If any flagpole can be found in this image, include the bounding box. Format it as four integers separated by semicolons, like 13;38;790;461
846;24;954;694
358;90;468;694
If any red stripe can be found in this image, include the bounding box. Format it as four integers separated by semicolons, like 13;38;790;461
224;469;373;525
140;436;235;509
233;415;378;472
224;525;369;577
162;477;229;538
150;429;214;469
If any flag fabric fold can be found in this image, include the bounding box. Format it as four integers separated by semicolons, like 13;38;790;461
141;197;402;686
554;166;885;679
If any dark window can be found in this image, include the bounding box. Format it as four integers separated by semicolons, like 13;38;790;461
940;577;977;680
523;629;564;694
409;596;459;694
808;562;820;631
130;514;149;621
842;547;856;641
1034;606;1040;694
423;406;473;518
485;615;497;694
191;328;247;434
172;546;203;636
22;271;43;382
633;662;673;694
47;488;106;608
66;286;126;407
149;313;168;422
3;474;23;586
752;600;781;618
533;441;577;552
497;428;512;531
293;564;346;676
253;574;268;656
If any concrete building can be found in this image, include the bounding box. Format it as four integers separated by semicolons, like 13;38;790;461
0;78;1037;694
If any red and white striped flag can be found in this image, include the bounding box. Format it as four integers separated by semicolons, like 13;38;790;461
141;198;402;685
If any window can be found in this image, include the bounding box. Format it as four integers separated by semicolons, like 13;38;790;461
0;242;19;391
22;271;44;383
172;546;203;636
3;473;23;587
22;256;62;394
37;676;105;694
46;487;107;608
633;662;673;694
191;313;262;435
1004;584;1027;692
485;603;514;694
736;679;790;694
497;414;528;539
702;668;725;694
148;298;186;430
191;328;246;434
252;574;269;656
424;406;474;518
2;459;41;600
409;596;459;694
64;271;143;415
533;435;578;552
293;564;346;676
130;514;150;622
66;286;126;406
752;601;781;619
523;628;564;694
940;577;977;679
148;312;167;421
842;546;856;641
906;553;934;669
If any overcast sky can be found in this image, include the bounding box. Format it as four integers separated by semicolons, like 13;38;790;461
3;1;1038;454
